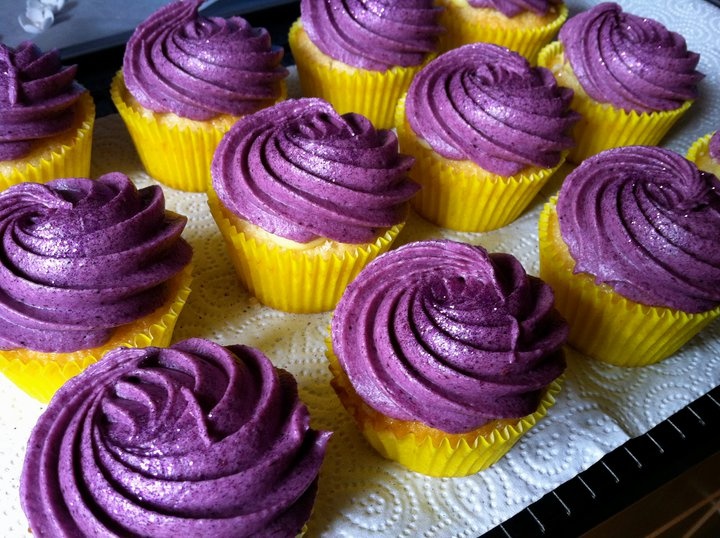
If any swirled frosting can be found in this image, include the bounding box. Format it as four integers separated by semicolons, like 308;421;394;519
468;0;561;17
123;0;288;120
710;131;720;162
0;172;192;352
300;0;442;71
0;41;85;161
558;2;703;113
406;43;578;176
332;240;567;433
212;98;418;244
20;338;331;537
557;146;720;313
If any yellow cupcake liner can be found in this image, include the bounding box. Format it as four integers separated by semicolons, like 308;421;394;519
111;72;287;192
687;132;720;177
538;199;720;367
0;265;193;403
538;42;693;164
208;192;404;313
289;21;431;129
0;92;95;191
436;0;569;63
394;95;565;232
326;342;562;477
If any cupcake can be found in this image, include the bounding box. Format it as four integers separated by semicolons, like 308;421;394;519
20;338;331;537
209;97;418;313
539;146;720;367
436;0;569;62
538;2;703;163
395;43;578;232
111;0;288;192
288;0;442;129
0;41;95;191
0;173;193;402
687;131;720;177
328;240;567;477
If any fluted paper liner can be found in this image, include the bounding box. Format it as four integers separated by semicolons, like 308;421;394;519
327;342;562;477
0;92;95;191
0;265;193;403
111;72;286;192
538;199;720;367
289;21;430;129
208;192;405;313
687;132;720;176
395;95;564;232
538;41;693;164
436;1;568;63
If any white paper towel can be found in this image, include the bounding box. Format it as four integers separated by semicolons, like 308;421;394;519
1;0;719;536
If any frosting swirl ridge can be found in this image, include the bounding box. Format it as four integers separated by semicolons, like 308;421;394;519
710;131;720;162
406;43;578;176
468;0;561;17
0;42;85;161
300;0;442;71
212;98;418;243
123;0;288;120
332;240;567;433
558;2;703;112
20;338;331;537
557;146;720;312
0;172;192;352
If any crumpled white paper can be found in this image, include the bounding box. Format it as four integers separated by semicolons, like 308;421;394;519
18;0;66;34
1;0;719;536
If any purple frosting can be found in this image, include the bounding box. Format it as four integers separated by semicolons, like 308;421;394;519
123;0;288;120
468;0;561;17
710;131;720;162
0;41;85;161
0;173;192;352
212;98;419;244
557;146;720;313
332;240;567;434
20;338;331;537
406;43;579;176
558;2;703;113
300;0;443;71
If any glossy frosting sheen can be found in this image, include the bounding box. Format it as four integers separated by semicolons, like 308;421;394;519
0;173;192;352
332;240;567;433
212;98;418;243
558;2;703;112
0;41;84;161
300;0;442;70
710;131;720;162
406;43;578;176
557;146;720;313
468;0;560;17
20;338;331;537
123;0;287;120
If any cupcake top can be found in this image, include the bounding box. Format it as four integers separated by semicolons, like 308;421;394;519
405;43;578;176
0;41;86;161
20;338;331;537
710;131;720;162
557;146;720;313
0;173;192;353
332;240;567;434
558;2;703;113
212;97;419;244
123;0;288;121
468;0;561;17
300;0;442;71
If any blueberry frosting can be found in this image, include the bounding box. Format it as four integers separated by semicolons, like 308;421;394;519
212;98;418;244
21;338;331;537
300;0;443;71
0;41;85;161
468;0;561;17
558;2;703;113
332;240;567;434
557;146;720;313
405;43;578;176
123;0;288;120
0;173;192;352
710;131;720;162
